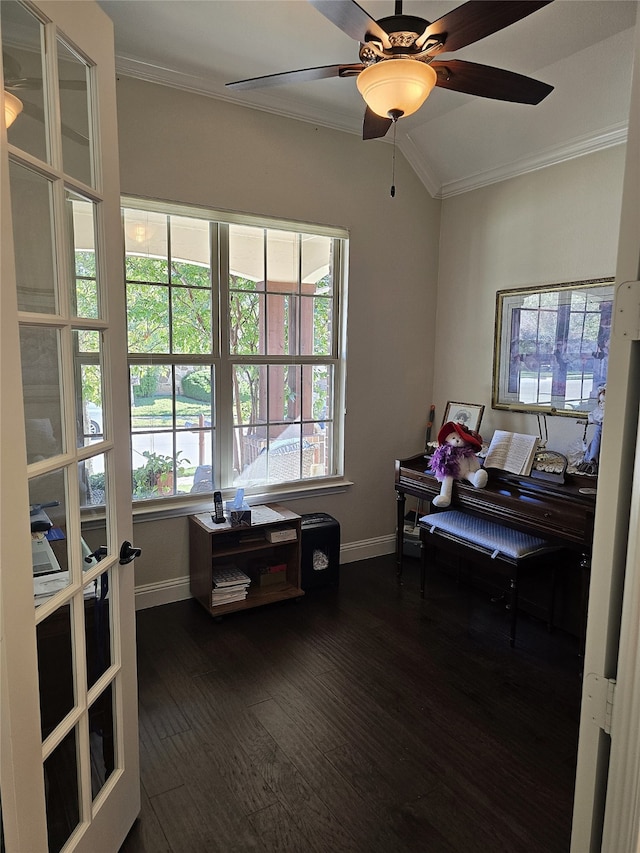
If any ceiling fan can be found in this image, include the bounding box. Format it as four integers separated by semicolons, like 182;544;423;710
3;51;87;93
3;51;89;144
227;0;554;140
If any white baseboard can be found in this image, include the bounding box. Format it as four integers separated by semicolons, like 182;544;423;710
133;534;397;610
338;534;396;563
135;575;192;610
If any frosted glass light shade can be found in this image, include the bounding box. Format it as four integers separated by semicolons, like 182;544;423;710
4;91;23;128
356;59;437;119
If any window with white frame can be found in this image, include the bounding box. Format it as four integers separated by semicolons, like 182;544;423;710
102;201;347;502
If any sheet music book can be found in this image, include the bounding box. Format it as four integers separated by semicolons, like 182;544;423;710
483;430;539;476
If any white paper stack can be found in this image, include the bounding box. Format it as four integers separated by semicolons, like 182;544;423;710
211;565;251;606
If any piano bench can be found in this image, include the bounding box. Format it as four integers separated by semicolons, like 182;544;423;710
418;509;563;647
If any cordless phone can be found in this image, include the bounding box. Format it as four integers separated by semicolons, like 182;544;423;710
212;491;225;524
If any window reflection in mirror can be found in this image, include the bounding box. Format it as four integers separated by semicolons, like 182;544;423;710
492;279;614;417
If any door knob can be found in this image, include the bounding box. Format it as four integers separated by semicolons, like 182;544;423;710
119;541;142;565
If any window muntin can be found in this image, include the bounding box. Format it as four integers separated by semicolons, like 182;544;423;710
123;202;346;502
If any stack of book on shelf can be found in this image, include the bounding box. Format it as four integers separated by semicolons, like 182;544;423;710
483;429;539;476
211;564;251;607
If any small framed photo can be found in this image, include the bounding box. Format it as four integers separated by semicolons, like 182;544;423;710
442;401;485;434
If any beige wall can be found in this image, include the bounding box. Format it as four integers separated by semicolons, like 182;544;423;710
114;77;440;590
434;146;626;454
115;77;626;594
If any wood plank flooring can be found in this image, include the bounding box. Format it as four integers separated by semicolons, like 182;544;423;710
120;554;582;853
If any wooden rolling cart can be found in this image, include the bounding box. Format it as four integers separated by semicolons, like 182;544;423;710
189;503;303;618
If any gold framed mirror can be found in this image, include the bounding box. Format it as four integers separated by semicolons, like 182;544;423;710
492;278;614;417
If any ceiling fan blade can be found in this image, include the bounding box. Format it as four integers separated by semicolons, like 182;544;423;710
59;79;88;91
309;0;391;48
418;0;553;54
363;107;392;140
7;77;86;91
19;100;89;145
226;63;363;91
431;59;553;104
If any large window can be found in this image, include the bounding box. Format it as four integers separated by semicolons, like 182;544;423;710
115;201;347;502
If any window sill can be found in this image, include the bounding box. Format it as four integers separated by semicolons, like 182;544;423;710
131;477;354;524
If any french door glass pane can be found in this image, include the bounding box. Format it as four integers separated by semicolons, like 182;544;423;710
31;470;70;603
36;602;74;740
57;38;92;186
68;192;99;318
89;683;115;800
44;726;80;853
80;453;108;513
10;162;56;313
75;328;104;447
3;1;48;162
84;570;111;689
21;326;63;461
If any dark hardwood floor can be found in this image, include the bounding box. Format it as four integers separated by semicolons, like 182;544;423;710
120;554;582;853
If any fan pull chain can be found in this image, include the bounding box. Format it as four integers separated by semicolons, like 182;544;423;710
390;118;397;198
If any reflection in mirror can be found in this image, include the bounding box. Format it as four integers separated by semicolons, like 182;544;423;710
493;279;614;417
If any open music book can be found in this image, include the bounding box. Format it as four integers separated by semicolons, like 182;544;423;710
483;430;539;476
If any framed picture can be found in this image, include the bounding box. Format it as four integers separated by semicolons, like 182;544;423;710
442;401;485;434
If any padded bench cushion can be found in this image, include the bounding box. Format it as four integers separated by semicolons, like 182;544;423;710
419;509;559;561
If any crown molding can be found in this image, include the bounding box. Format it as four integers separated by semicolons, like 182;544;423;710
114;56;361;137
114;57;628;201
437;122;629;199
398;133;441;198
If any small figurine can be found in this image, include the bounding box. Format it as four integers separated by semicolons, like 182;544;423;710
429;421;488;508
578;384;605;475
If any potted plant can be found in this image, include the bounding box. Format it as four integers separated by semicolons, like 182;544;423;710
133;450;190;497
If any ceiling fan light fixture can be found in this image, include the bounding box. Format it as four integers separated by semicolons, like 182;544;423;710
4;90;23;128
356;59;436;119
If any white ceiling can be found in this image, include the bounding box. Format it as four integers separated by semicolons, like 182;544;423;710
97;0;638;197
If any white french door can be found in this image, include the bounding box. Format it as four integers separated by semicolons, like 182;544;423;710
0;2;139;851
571;12;640;853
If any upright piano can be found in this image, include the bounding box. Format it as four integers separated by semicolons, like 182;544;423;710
395;452;597;634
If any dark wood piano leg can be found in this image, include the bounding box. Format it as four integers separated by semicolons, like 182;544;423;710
396;490;406;583
509;575;518;648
